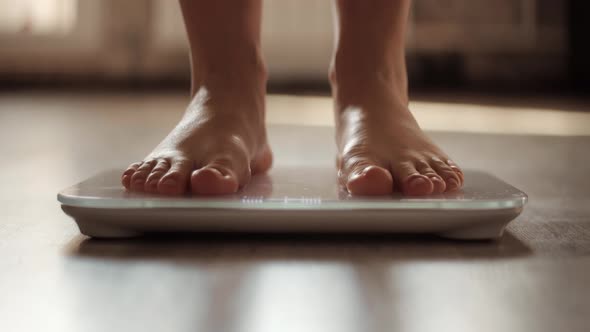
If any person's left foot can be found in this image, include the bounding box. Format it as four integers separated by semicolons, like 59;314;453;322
332;72;464;196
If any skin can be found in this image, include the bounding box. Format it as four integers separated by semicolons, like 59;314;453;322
122;0;272;195
122;0;463;196
331;0;463;195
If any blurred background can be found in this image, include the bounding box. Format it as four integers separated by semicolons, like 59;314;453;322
0;0;588;93
2;0;589;177
0;0;589;173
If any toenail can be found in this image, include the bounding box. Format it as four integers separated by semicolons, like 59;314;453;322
133;178;144;184
147;179;158;186
161;179;176;186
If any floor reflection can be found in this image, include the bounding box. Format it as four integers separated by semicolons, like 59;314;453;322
63;232;531;332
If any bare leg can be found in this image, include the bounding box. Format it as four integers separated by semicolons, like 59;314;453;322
122;0;272;195
331;0;463;196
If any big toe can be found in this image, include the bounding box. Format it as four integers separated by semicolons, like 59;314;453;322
191;166;242;195
346;165;394;196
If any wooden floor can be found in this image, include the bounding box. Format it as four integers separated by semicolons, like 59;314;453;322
0;91;589;332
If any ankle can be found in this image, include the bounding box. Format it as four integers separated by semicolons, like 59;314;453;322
330;56;413;127
330;68;408;112
331;52;408;104
190;46;267;96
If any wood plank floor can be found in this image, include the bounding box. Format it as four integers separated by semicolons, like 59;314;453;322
0;91;589;332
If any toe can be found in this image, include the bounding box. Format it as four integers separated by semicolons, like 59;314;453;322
157;158;192;195
251;144;273;174
415;160;446;194
339;151;393;195
191;167;240;195
390;161;434;196
429;176;446;194
191;156;247;195
122;162;141;189
130;160;156;191
430;156;462;192
446;159;464;186
345;165;393;196
145;159;171;193
405;175;435;196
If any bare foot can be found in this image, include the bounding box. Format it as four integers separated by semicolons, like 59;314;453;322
332;73;463;196
121;75;272;195
330;0;463;196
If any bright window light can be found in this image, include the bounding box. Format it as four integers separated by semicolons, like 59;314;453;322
0;0;77;35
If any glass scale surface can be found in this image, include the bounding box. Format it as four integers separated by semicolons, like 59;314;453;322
58;166;527;240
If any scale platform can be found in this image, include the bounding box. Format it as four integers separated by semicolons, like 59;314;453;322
58;167;527;240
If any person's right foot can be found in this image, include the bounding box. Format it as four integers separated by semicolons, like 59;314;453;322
121;74;272;195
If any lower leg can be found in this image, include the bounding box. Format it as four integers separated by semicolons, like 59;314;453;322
331;0;463;196
331;0;409;107
121;0;272;195
180;0;266;96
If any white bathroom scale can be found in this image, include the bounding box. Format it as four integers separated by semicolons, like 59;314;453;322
58;167;527;240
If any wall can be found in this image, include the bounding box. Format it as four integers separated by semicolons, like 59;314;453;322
0;0;568;88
